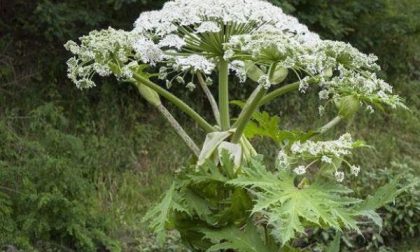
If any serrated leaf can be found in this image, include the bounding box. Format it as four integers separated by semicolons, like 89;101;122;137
325;232;341;252
202;225;276;252
142;183;188;244
229;159;361;245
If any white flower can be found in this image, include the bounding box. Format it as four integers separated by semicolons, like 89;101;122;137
196;21;221;33
290;133;354;157
133;38;165;66
186;82;196;91
350;165;360;176
229;60;246;83
258;75;272;89
319;90;329;100
277;150;289;168
224;49;235;60
321;155;332;164
335;171;345;182
174;55;216;74
294;165;306;175
366;105;374;114
158;34;186;49
299;77;310;93
133;0;320;45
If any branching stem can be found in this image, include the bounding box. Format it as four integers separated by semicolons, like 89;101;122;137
231;85;267;143
316;116;343;135
259;81;300;106
156;104;201;157
197;72;220;126
133;73;215;133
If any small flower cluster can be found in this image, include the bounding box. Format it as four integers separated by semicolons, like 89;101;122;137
64;28;140;89
290;133;354;157
277;133;363;182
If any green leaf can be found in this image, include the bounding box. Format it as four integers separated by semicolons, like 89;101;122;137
202;225;276;252
142;183;188;244
357;178;418;211
325;232;341;252
229;159;361;245
180;188;214;223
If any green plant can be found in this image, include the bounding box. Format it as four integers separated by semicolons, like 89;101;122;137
64;0;415;250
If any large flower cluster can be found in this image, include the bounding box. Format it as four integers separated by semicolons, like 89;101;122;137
64;0;404;112
224;31;405;109
133;0;319;43
277;134;363;182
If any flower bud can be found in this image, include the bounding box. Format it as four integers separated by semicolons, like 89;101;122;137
136;84;161;107
244;61;264;82
269;65;288;85
335;95;360;118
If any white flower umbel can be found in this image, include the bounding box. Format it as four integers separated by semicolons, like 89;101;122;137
65;0;405;107
174;55;216;74
133;38;165;66
350;165;361;176
290;133;354;158
294;165;306;175
64;28;140;89
133;0;318;42
335;171;345;182
158;34;186;50
277;150;289;168
196;21;221;33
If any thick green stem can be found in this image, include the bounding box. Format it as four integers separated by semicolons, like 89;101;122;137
259;81;300;106
316;116;343;135
231;85;267;143
156;104;201;157
197;72;220;126
231;63;278;143
218;59;230;130
133;73;215;133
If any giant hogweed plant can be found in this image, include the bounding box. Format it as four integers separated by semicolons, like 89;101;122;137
65;0;410;250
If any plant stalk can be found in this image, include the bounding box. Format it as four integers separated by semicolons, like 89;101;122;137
231;85;267;143
197;72;220;126
218;59;230;130
259;81;300;106
156;104;201;157
316;116;343;135
133;73;215;133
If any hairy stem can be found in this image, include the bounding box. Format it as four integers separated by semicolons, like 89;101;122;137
218;59;230;130
316;116;343;135
156;104;201;157
133;73;215;133
197;72;220;126
259;81;300;106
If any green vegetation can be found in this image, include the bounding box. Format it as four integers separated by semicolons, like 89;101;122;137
1;0;419;251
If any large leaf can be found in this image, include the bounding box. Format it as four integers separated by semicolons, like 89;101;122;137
142;183;189;243
201;225;276;252
229;159;361;245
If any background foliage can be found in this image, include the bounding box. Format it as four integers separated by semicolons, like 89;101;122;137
1;0;419;251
